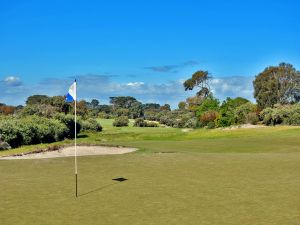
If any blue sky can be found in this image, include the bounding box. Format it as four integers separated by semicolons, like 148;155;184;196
0;0;299;107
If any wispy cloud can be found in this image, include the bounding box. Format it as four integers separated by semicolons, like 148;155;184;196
144;60;200;73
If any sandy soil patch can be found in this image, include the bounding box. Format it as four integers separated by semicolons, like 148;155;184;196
0;146;137;160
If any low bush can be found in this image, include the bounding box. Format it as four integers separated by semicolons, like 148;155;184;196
134;118;148;127
199;111;218;127
246;112;259;125
54;113;81;137
183;118;198;128
113;116;129;127
234;102;258;124
207;121;216;129
260;104;300;126
0;116;69;148
145;121;159;127
81;118;102;132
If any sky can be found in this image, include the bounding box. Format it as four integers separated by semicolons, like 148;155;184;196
0;0;299;107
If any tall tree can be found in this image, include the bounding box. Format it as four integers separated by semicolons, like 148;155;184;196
183;70;211;98
253;63;300;109
91;99;100;109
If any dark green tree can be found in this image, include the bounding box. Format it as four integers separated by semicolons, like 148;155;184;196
160;104;171;111
215;97;250;127
91;99;100;109
253;63;300;109
26;95;50;105
109;96;138;109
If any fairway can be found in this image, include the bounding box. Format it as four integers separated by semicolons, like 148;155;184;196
1;121;300;224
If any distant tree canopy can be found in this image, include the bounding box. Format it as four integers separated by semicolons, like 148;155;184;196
178;101;187;110
184;70;211;98
25;95;69;114
142;103;161;111
253;63;300;109
26;95;49;105
109;96;138;109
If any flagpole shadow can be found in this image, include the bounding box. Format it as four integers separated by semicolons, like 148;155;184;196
78;177;128;197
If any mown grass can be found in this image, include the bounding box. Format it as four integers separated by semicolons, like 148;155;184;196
0;119;300;224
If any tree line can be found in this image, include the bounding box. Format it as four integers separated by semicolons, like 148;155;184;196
0;62;299;132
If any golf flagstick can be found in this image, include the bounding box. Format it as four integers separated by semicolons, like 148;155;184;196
66;80;78;197
74;80;78;198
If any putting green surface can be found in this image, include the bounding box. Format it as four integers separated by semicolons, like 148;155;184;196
1;120;300;224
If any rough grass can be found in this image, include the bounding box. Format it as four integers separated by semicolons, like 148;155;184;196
0;119;300;224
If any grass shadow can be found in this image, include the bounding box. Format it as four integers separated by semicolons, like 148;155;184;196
77;134;89;139
78;177;128;197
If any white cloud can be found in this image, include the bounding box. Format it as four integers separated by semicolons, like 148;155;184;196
210;76;254;102
126;82;145;87
2;76;22;86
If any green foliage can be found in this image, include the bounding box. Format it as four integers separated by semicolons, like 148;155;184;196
133;118;159;127
146;121;159;127
185;95;204;112
113;116;129;127
54;113;81;138
196;97;220;118
246;112;259;125
0;116;68;148
20;104;58;118
81;118;102;132
215;97;250;127
183;118;198;128
260;104;300;126
207;121;216;129
159;104;171;111
142;103;160;111
26;95;50;105
134;118;148;127
115;108;130;117
234;102;258;124
253;63;300;109
110;96;138;108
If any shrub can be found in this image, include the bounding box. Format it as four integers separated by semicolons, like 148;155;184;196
134;118;147;127
207;121;216;129
54;113;81;137
81;118;103;132
0;119;22;148
0;116;69;148
196;97;220;118
246;112;259;125
214;97;250;127
146;121;159;127
184;118;197;128
260;104;300;126
215;112;235;127
113;116;129;127
199;111;218;127
234;102;258;124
